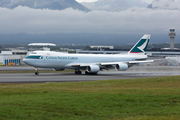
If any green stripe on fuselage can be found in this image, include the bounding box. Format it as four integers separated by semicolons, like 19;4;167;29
25;55;42;59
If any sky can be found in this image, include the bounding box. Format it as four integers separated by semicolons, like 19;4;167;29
0;0;179;44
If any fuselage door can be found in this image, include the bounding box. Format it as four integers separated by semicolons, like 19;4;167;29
41;56;46;63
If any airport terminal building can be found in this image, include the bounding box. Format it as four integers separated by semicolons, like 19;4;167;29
0;51;26;65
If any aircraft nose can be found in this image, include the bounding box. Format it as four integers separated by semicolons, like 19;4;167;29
23;58;28;64
23;58;34;66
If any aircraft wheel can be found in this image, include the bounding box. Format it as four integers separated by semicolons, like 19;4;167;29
78;71;82;74
92;73;97;75
85;71;90;75
75;70;82;75
35;71;39;75
85;71;97;75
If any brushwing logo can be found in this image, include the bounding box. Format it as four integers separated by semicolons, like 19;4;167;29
130;38;149;53
137;39;148;53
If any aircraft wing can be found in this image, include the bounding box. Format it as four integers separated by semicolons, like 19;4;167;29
70;63;97;67
128;60;154;64
99;60;154;66
69;60;154;67
71;64;87;67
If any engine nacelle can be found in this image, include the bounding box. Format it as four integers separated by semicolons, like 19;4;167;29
115;63;129;71
53;68;65;71
87;65;100;73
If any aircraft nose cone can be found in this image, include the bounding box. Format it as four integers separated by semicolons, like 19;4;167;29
23;58;27;64
23;58;33;65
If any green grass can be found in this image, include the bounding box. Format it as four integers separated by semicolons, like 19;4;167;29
1;76;180;120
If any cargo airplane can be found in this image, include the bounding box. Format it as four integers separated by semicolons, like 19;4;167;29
23;34;153;75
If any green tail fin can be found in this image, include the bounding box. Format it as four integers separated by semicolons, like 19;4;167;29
128;34;150;54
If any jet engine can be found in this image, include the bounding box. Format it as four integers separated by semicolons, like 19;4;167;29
86;65;100;73
53;68;65;71
115;63;129;71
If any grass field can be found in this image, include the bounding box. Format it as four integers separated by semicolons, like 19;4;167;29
0;76;180;120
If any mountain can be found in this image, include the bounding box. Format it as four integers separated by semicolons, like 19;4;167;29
148;0;180;10
81;0;148;12
0;0;90;11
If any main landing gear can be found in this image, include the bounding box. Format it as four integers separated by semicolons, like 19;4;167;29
75;70;98;75
75;70;82;75
34;67;39;75
85;71;97;75
85;71;89;75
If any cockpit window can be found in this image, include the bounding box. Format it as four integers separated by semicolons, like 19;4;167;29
25;55;43;59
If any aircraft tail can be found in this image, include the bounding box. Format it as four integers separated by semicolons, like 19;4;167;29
128;34;150;55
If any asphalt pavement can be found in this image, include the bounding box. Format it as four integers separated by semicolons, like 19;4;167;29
0;66;179;83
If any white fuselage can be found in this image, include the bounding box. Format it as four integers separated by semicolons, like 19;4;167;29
23;51;147;69
22;34;152;75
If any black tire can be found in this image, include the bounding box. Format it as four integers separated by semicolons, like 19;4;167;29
75;70;82;75
85;71;97;75
35;72;39;75
85;71;89;75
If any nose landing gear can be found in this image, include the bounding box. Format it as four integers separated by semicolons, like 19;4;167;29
34;67;39;75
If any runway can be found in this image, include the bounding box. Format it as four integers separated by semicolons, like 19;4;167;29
0;66;179;83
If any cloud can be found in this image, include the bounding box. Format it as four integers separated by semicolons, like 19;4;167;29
141;0;153;4
76;0;98;3
0;6;179;35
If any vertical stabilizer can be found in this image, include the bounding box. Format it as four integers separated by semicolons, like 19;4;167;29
128;34;150;54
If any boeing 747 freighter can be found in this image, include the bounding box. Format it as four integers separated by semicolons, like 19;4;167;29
23;34;153;75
